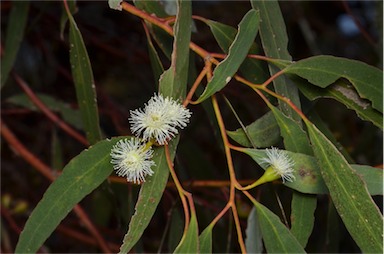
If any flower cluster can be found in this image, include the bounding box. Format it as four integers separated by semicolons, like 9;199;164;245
129;94;192;145
260;147;295;183
110;94;191;184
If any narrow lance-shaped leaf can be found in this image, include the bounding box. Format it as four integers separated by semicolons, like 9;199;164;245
15;137;126;253
284;55;383;112
199;225;213;253
119;139;178;253
252;200;306;253
245;207;263;253
66;7;102;145
1;1;30;88
251;0;301;121
160;0;191;100
306;121;383;253
174;213;199;253
196;9;260;103
204;19;268;84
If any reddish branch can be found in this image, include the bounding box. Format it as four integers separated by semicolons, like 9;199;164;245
12;73;89;146
0;119;111;253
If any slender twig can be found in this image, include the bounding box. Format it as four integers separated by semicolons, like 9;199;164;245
211;95;246;253
164;144;190;234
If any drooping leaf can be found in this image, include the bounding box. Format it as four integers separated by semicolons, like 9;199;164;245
119;138;178;253
66;6;102;145
297;79;382;128
284;55;383;112
252;200;305;253
306;121;383;253
15;137;126;253
1;1;30;88
290;193;317;247
204;19;268;84
174;213;199;253
245;207;263;253
199;225;213;253
227;111;280;148
168;209;184;252
145;26;165;84
251;0;301;121
196;9;260;103
159;0;191;100
60;0;77;39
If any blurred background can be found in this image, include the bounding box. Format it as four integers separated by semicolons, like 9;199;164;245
1;1;382;252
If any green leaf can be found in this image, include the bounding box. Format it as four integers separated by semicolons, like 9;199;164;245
305;121;383;253
60;0;77;40
241;148;382;196
204;19;268;84
227;111;280;148
269;105;312;153
15;137;126;253
199;225;213;253
1;1;30;88
251;0;301;121
284;55;383;112
160;0;191;100
352;165;383;196
290;193;316;247
119;138;178;253
297;79;383;129
67;8;102;145
196;9;260;103
245;207;263;253
174;214;199;253
145;28;165;85
252;200;305;253
7;93;83;130
168;209;184;252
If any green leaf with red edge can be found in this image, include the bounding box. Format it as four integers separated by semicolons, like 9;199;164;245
196;9;260;103
15;137;126;253
306;121;383;253
284;55;383;113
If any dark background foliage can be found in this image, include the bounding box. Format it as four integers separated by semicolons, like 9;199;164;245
1;1;382;252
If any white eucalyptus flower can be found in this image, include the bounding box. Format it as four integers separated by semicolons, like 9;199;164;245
110;138;155;184
129;93;192;145
260;147;295;183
